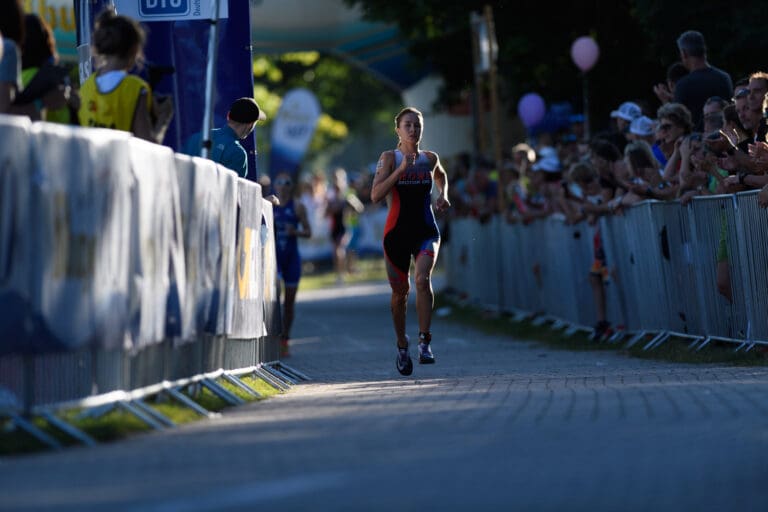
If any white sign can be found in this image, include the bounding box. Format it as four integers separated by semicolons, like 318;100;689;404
114;0;228;21
271;88;322;157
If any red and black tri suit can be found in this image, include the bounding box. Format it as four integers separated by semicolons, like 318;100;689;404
383;149;440;284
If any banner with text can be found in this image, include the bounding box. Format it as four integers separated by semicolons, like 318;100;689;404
230;180;264;338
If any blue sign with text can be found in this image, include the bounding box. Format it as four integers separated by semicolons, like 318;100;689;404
139;0;190;17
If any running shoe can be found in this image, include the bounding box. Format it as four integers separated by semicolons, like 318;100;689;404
418;332;435;364
396;336;413;376
418;342;435;364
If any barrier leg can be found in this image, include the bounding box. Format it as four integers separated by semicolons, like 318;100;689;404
201;378;245;406
258;364;294;389
132;399;175;428
272;362;311;382
10;414;62;450
643;332;670;351
253;366;290;392
221;372;262;398
162;386;218;418
695;336;712;352
625;331;647;348
116;400;166;431
38;411;96;447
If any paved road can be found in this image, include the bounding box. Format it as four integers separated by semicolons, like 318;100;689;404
1;281;767;511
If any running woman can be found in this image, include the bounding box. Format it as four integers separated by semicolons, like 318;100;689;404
370;107;450;376
271;171;312;357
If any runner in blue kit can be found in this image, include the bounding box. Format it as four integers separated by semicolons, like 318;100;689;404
370;107;450;376
270;171;312;357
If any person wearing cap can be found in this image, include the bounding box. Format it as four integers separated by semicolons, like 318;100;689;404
608;101;642;153
185;97;267;178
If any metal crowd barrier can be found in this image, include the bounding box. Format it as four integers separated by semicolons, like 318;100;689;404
443;192;768;350
0;116;307;449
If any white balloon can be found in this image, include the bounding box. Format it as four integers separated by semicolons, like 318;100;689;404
571;36;600;72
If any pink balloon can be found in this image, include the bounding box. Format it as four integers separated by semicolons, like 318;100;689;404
571;36;600;72
517;93;546;128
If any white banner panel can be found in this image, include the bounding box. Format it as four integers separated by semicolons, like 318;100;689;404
261;200;280;337
175;154;213;337
128;137;179;348
230;179;263;338
0;116;34;354
29;123;133;351
216;163;239;335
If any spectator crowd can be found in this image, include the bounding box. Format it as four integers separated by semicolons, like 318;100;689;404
445;30;768;341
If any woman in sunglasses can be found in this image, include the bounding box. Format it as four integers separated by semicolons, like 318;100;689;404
271;172;312;357
370;107;450;376
657;102;693;182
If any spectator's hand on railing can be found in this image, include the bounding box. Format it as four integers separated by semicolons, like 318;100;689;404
758;184;768;208
721;175;744;193
704;130;737;156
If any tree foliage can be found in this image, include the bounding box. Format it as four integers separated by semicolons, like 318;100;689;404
253;51;401;169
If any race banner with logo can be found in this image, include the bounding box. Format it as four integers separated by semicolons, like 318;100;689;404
113;0;228;21
269;88;322;180
230;180;264;339
77;1;257;173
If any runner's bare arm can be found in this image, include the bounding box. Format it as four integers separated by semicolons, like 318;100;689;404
429;151;450;212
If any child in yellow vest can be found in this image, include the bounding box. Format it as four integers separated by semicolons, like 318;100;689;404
78;8;173;143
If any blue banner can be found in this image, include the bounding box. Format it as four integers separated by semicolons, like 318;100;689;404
76;1;259;177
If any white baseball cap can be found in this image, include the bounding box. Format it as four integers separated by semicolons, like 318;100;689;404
610;101;642;121
629;116;656;136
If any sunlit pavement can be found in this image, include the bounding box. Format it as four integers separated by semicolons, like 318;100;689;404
1;280;767;511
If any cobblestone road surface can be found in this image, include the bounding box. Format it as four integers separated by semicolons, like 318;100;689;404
1;282;767;511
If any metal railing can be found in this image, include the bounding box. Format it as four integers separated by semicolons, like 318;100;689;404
444;191;768;351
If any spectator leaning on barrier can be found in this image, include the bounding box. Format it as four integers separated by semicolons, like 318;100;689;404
564;158;621;342
78;8;174;144
0;0;24;114
673;30;733;130
657;102;693;185
622;139;670;206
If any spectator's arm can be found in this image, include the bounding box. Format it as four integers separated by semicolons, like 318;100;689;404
662;139;682;181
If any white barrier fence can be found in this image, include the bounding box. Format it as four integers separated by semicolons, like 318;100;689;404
0;114;286;421
445;193;768;350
